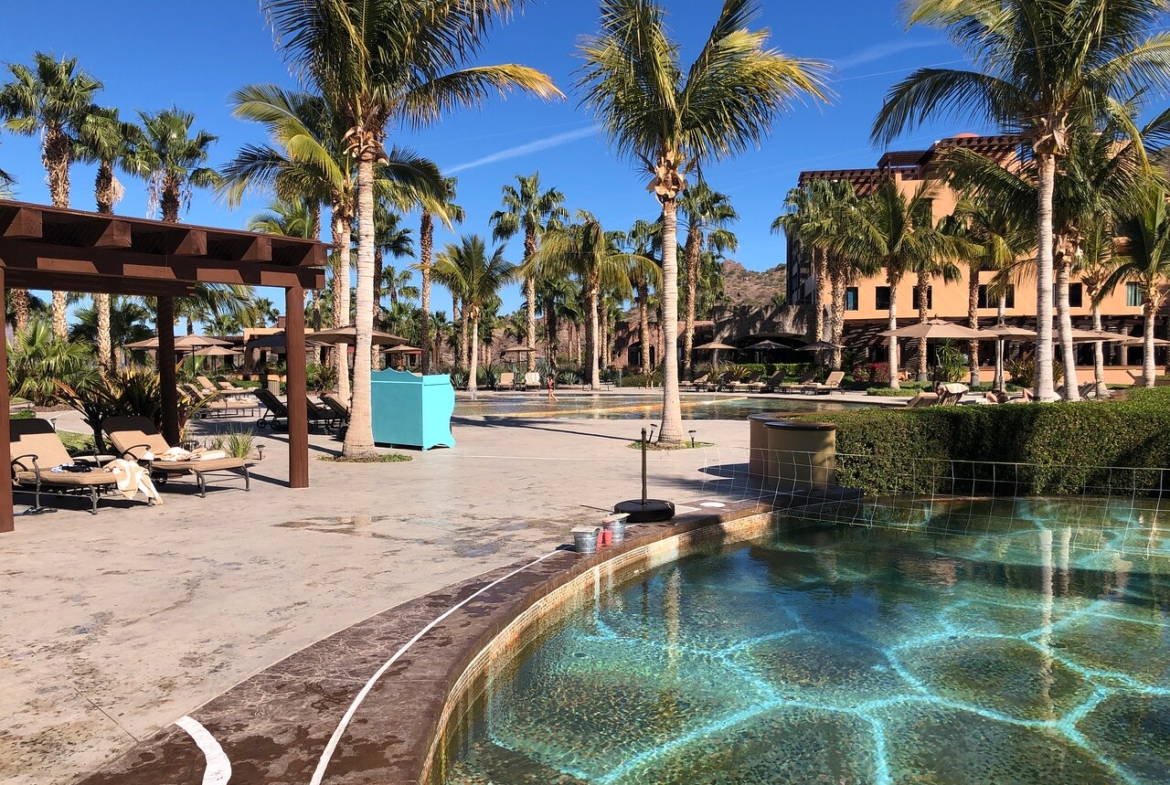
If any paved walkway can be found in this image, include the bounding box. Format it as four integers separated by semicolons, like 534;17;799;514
1;401;774;785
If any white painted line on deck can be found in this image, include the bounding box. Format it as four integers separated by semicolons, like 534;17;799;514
310;549;562;785
175;715;232;785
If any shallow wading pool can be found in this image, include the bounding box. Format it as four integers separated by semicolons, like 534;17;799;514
455;392;861;420
440;499;1170;784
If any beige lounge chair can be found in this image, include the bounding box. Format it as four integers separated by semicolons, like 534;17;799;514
10;418;125;514
102;416;250;497
496;371;515;390
904;391;941;408
199;375;248;396
804;370;845;395
689;373;710;392
523;371;542;391
727;370;764;392
761;371;786;393
779;370;817;393
707;371;736;392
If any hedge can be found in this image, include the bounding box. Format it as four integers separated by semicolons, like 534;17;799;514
791;389;1170;497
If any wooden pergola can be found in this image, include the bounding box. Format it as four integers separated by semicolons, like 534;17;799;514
0;201;327;533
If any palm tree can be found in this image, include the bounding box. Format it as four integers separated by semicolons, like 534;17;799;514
263;0;561;459
413;177;464;374
679;182;737;377
910;225;963;380
248;197;317;240
578;0;827;443
624;218;663;375
832;180;941;388
526;213;653;388
76;106;137;372
873;0;1170;401
0;52;103;337
433;235;516;399
1104;181;1170;387
489;172;569;374
126;107;219;222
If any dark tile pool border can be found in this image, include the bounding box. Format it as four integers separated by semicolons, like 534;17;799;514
74;490;858;785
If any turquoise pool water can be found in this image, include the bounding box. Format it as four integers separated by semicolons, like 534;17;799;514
455;392;859;420
444;499;1170;784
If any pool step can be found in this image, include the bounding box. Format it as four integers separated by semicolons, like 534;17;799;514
456;740;590;784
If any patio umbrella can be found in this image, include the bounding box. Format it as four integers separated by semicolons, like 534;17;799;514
124;337;158;350
744;339;787;350
985;325;1034;390
193;345;241;357
879;318;988;340
500;345;537;355
692;340;737;374
310;324;406;346
384;344;422;369
796;341;844;351
174;333;232;349
244;332;328;350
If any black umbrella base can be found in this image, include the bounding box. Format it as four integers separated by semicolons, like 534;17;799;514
614;499;675;523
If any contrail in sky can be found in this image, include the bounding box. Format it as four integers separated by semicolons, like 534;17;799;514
446;126;596;174
833;39;945;71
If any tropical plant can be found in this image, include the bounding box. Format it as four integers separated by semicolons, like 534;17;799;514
489;172;568;373
623;218;662;375
8;319;95;405
873;0;1170;401
678;181;737;376
433;235;516;399
578;0;827;442
69;295;153;351
0;52;102;336
125;106;219;222
263;0;560;458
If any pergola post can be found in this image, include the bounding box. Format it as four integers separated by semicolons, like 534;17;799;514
0;267;13;533
285;284;308;488
157;297;179;445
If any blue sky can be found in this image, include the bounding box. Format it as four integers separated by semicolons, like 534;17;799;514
0;0;975;320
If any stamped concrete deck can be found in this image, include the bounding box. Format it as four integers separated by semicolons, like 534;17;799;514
1;397;786;785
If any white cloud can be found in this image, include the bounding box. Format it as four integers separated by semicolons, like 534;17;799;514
834;39;945;72
446;126;597;174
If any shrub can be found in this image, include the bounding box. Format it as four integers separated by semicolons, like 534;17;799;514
617;370;662;387
9;320;96;405
793;397;1170;497
852;362;891;384
307;362;337;393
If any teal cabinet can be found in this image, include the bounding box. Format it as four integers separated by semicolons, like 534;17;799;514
370;369;456;450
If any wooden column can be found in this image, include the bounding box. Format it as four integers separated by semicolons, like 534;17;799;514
285;284;309;488
158;297;179;445
0;266;13;533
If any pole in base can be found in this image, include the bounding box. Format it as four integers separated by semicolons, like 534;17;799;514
614;427;675;523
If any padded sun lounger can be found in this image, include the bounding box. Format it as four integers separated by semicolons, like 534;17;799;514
10;418;125;514
102;416;249;497
779;371;818;393
803;371;845;395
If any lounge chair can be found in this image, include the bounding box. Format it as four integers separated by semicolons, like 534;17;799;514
689;373;710;392
707;371;736;392
496;371;515;391
320;393;351;438
779;370;817;393
183;383;258;418
102;416;250;497
198;375;249;396
523;371;542;391
803;370;845;395
936;382;968;405
726;370;764;392
10;418;127;514
904;391;941;408
253;387;333;432
761;371;786;393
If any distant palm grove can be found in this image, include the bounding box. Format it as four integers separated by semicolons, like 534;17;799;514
3;0;1170;446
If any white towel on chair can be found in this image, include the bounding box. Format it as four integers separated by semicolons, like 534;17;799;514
105;459;162;504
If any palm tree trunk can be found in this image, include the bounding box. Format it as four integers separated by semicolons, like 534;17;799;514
45;129;72;340
812;248;827;345
829;261;846;371
639;281;650;374
460;298;470;369
1092;304;1106;397
887;276;900;390
994;294;1007;391
1056;261;1080;400
342;156;376;459
95;294;112;375
683;230;700;378
1035;154;1057;402
330;210;351;405
469;314;480;400
916;271;929;381
419;212;434;374
968;264;980;387
524;231;538;374
1143;294;1157;387
586;283;600;389
11;290;29;334
659;199;683;445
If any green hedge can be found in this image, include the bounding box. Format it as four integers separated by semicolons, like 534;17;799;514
792;392;1170;497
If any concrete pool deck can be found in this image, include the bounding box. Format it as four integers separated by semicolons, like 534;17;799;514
0;397;803;785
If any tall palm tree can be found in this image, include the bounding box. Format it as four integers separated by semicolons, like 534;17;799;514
125;107;219;222
833;180;940;389
578;0;827;443
413;177;464;374
76;106;136;372
910;224;963;380
679;182;737;377
0;52;102;337
263;0;560;459
526;213;653;388
433;235;515;399
873;0;1170;401
1104;181;1170;387
489;172;568;374
625;218;662;375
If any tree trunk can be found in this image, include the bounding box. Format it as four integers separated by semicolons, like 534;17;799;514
829;259;846;370
994;294;1007;391
887;274;900;390
419;212;433;373
682;229;700;378
468;313;480;400
1092;303;1106;397
342;155;376;459
161;173;182;223
45;128;72;340
1056;260;1080;400
916;271;929;381
639;281;650;374
524;231;538;373
330;210;351;405
586;283;600;389
95;293;112;374
968;263;980;387
1143;293;1157;387
812;247;827;346
460;297;470;369
11;290;29;334
658;199;683;444
1035;154;1057;401
600;297;610;371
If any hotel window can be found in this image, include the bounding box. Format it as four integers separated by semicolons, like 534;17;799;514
1127;282;1142;307
1068;283;1083;308
845;287;859;311
978;284;1014;309
875;286;891;310
912;285;933;310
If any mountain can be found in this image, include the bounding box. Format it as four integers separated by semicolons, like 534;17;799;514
720;260;786;308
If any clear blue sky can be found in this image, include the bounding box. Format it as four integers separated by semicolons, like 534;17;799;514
0;0;974;321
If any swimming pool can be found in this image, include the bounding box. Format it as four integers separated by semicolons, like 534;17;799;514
455;392;860;420
442;499;1170;784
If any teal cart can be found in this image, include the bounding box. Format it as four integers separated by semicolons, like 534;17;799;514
370;368;456;450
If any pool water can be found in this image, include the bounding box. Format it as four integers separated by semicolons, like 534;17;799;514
443;499;1170;784
455;392;858;420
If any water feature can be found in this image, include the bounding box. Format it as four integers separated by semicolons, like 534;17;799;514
442;499;1170;784
455;392;861;420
